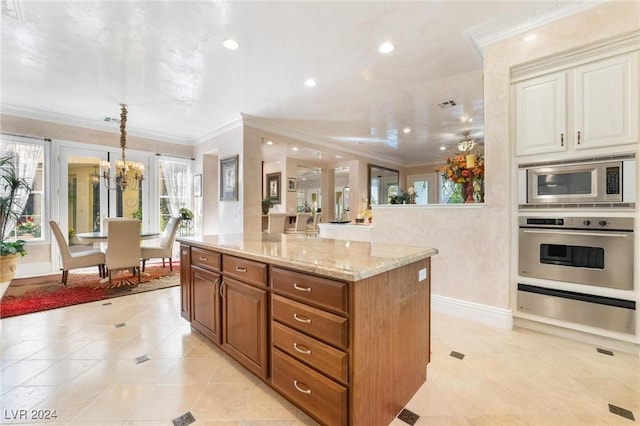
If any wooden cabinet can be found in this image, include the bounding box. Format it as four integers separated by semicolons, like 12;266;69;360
179;242;432;426
179;245;191;320
221;276;268;379
270;266;350;425
514;50;638;157
220;254;269;380
191;266;221;344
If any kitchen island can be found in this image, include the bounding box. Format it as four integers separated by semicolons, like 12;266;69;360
177;233;437;425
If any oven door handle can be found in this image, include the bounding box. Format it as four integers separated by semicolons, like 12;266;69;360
521;229;630;238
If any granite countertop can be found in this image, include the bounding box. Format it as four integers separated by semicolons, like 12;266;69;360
177;233;437;281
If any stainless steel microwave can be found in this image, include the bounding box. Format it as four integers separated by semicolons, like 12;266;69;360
518;156;636;208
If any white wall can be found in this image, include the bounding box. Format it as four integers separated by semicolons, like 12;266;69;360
194;125;245;235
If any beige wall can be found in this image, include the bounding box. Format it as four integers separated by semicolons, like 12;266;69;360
373;2;640;312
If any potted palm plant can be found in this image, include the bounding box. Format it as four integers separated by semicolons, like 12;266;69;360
0;155;33;286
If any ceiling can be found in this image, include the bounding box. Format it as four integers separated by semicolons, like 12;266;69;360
0;1;595;167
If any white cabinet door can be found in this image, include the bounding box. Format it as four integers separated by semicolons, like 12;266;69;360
573;52;639;150
515;72;567;156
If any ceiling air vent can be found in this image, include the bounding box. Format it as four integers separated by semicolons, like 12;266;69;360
438;100;457;108
103;116;120;123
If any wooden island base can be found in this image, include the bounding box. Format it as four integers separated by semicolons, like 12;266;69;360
178;234;435;425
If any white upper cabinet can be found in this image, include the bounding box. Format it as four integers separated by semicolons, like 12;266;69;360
573;52;638;150
515;72;567;156
513;35;639;159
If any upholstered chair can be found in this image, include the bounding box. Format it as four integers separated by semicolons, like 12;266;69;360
305;212;322;236
266;212;287;233
284;212;312;234
105;219;142;284
49;220;106;285
141;217;181;272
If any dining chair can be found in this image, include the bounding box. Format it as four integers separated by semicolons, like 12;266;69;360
105;219;142;284
141;217;181;272
305;212;322;237
49;220;106;285
285;212;312;234
266;212;287;233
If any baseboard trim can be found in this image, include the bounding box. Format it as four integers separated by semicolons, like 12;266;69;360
431;294;513;329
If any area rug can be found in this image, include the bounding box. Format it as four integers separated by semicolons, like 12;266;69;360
0;264;179;318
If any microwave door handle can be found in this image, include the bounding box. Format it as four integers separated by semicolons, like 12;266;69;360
521;229;629;238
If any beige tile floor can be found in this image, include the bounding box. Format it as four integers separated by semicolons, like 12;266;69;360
1;286;638;425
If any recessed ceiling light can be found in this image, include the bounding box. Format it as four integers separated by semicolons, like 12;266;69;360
378;42;395;54
266;140;273;145
292;147;299;151
403;127;411;134
440;146;446;151
524;33;537;43
304;78;317;87
222;39;239;50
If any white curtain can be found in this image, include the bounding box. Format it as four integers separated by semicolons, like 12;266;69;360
0;140;43;237
160;157;192;217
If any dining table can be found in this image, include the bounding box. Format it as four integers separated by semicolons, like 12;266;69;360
76;231;161;283
76;231;160;243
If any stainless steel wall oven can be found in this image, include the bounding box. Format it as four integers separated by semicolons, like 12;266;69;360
519;216;634;290
518;216;635;334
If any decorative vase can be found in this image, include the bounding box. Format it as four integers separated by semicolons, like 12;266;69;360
465;181;475;203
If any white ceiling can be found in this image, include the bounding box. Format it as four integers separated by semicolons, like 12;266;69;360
0;1;596;166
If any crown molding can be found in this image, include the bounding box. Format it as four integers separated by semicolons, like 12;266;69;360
191;116;243;145
0;103;192;145
240;114;404;167
465;0;605;62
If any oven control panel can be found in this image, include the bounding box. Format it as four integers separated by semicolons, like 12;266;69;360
519;216;634;231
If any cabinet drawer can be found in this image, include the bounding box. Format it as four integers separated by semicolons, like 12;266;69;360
272;322;348;384
191;247;221;271
272;294;348;349
272;348;347;426
223;255;267;287
271;267;348;314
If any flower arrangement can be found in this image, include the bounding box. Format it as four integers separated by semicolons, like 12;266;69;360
16;216;41;238
437;153;484;184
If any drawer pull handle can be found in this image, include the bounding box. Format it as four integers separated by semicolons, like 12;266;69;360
293;313;311;324
235;266;247;272
182;250;188;255
199;256;208;261
293;380;312;394
293;283;311;292
293;343;312;355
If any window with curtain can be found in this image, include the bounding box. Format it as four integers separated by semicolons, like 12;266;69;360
0;137;46;241
158;156;193;232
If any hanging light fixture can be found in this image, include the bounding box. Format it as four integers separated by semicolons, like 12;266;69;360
457;131;476;152
101;104;144;191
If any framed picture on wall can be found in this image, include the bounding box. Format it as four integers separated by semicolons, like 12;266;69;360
287;177;297;192
266;172;281;204
194;174;202;197
220;155;238;201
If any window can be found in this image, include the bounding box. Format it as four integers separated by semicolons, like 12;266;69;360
158;156;193;234
0;137;46;241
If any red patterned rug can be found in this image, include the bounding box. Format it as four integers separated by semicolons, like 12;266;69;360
0;264;179;318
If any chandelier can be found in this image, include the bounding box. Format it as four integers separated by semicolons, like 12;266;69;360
457;131;476;152
101;104;144;191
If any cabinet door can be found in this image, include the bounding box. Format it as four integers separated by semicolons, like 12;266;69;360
191;267;222;345
221;276;268;379
515;72;567;156
179;245;191;321
574;52;639;150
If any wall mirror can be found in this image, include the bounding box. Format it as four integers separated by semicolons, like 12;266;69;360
368;164;399;206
